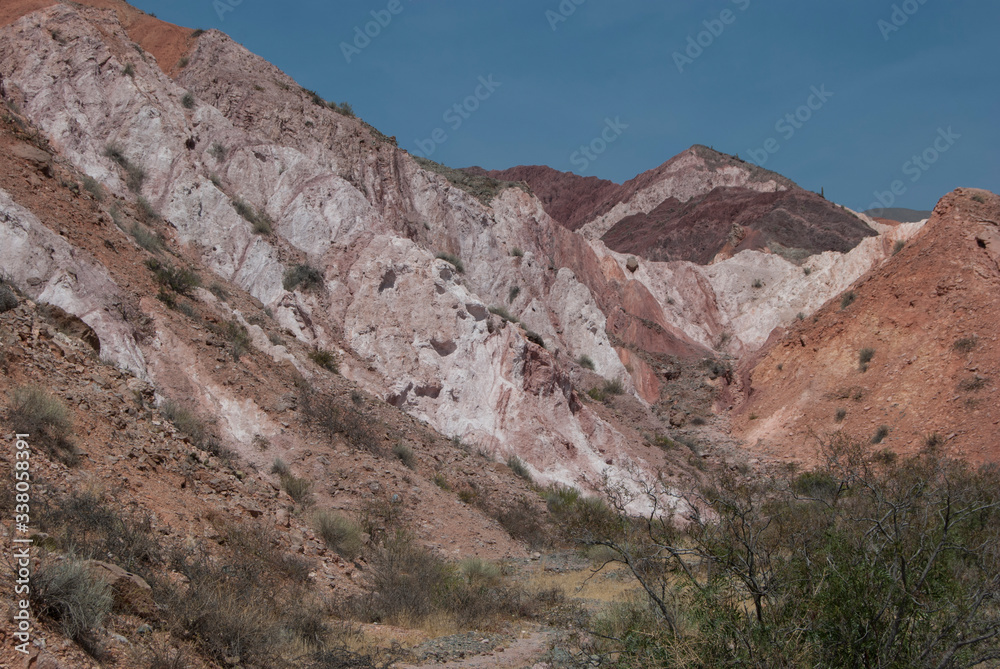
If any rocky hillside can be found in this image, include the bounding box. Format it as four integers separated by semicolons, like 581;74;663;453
733;188;1000;466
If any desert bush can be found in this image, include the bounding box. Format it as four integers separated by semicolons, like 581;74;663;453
953;336;978;354
122;62;135;77
587;387;605;402
752;278;764;289
491;497;548;549
892;240;905;255
602;378;625;395
208;141;226;162
271;457;291;477
488;305;517;323
81;176;104;201
9;385;78;464
392;442;416;469
858;347;875;372
924;432;943;449
181;91;195;109
34;557;112;645
803;267;813;276
281;474;313;507
130;640;190;669
510;247;524;257
130;222;163;253
309;348;338;372
508;285;520;303
577;354;595;370
835;407;847;422
972;193;986;204
524;330;545;348
506;455;532;483
435;252;465;273
412;156;530;203
284;263;323;292
300;391;381;455
136;195;160;223
231;197;273;234
356;532;448;625
314;510;363;559
218;319;251;361
0;281;18;313
576;441;1000;667
162;400;208;448
840;290;857;309
146;258;199;295
871;425;890;444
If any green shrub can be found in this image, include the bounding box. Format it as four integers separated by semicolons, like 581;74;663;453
508;285;520;303
219;319;251;361
752;278;764;289
308;348;338;372
271;458;290;477
435;252;464;274
577;354;595;370
835;407;847;422
587;387;605;402
136;196;160;223
525;330;545;348
313;510;363;559
924;432;943;449
602;378;625;395
81;176;104;201
0;281;18;313
162;400;208;447
953;336;978;354
231;197;273;234
511;247;524;257
191;28;205;37
283;263;323;291
208;141;226;162
146;259;199;295
103;144;146;192
972;193;986;204
181;91;195;109
858;347;875;372
9;386;78;464
488;305;517;323
122;62;135;77
803;267;813;276
871;425;890;444
840;290;857;309
177;57;189;69
892;240;905;255
392;442;416;469
129;223;162;253
507;455;532;482
281;474;313;507
34;557;112;644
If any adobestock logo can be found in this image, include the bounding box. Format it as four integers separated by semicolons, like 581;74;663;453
878;0;930;41
866;126;960;211
747;85;834;167
569;117;629;173
340;0;412;64
673;0;751;74
412;75;503;158
546;0;588;31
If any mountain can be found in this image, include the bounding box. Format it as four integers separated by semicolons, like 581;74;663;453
733;188;1000;466
863;207;934;222
474;146;875;264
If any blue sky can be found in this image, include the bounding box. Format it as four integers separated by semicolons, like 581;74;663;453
132;0;998;211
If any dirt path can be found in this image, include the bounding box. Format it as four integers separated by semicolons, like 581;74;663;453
397;630;557;669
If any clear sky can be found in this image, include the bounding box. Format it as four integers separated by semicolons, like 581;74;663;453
130;0;998;212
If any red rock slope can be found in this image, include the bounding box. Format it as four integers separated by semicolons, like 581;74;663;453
731;188;1000;466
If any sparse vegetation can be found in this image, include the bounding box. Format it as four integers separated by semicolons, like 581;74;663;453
0;280;18;313
577;354;595;370
840;290;857;309
508;285;520;303
122;62;135;77
313;510;363;558
308;348;338;372
208;141;226;162
177;57;189;69
435;252;465;273
803;266;813;276
972;193;986;204
924;432;944;449
146;258;199;295
232;197;273;234
281;473;313;507
392;442;416;469
871;424;890;444
602;378;625;395
752;278;764;289
103;144;146;192
412;156;531;204
181;91;195;109
81;175;104;201
218;319;251;361
136;196;160;223
162;400;208;448
488;305;517;323
506;455;532;482
9;385;78;464
892;240;905;255
283;263;323;292
510;247;524;258
959;375;989;392
835;407;847;422
953;336;978;354
130;223;163;253
858;347;875;372
33;557;113;647
525;330;545;348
